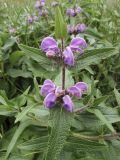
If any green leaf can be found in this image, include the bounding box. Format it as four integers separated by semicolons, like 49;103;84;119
88;109;115;133
66;135;107;152
19;44;54;69
75;47;119;71
44;106;73;160
9;51;24;65
92;96;109;107
55;6;67;39
2;37;16;52
15;105;34;123
18;136;48;151
5;121;31;159
33;77;41;102
114;88;120;106
7;69;32;78
19;44;59;75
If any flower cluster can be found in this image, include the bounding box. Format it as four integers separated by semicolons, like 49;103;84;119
41;37;87;66
68;23;86;34
40;79;88;112
27;15;38;24
35;0;48;17
66;6;82;17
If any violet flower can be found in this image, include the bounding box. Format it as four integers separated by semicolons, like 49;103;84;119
41;79;56;97
35;0;45;9
67;86;82;98
70;37;87;54
39;9;48;17
41;37;59;53
66;8;76;17
40;79;88;112
75;82;88;93
66;6;82;17
67;25;74;34
27;15;33;24
75;6;82;14
63;95;74;112
44;92;57;108
63;47;74;66
75;23;86;33
41;36;87;65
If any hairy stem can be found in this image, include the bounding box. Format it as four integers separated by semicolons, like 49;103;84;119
61;38;65;90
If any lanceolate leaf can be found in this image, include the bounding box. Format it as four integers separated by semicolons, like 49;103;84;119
19;44;55;69
55;6;67;39
5;121;31;159
88;109;115;133
44;106;73;160
114;88;120;106
75;47;119;71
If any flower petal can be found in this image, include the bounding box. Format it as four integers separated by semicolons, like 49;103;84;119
66;8;76;17
75;6;82;14
63;95;74;112
63;47;74;66
41;83;55;97
44;92;57;108
46;50;56;57
75;23;86;33
70;37;87;54
55;87;64;97
75;82;88;93
67;25;74;34
67;86;82;98
41;37;58;53
43;79;54;85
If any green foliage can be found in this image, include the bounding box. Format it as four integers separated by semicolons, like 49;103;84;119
44;107;72;160
0;0;120;160
55;6;67;39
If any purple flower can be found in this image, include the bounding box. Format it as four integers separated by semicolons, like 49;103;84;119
67;86;82;98
27;16;33;24
67;25;74;34
67;6;82;17
43;79;54;85
41;79;56;97
70;37;87;54
55;87;64;96
46;50;57;57
75;82;88;93
75;23;86;33
66;8;76;17
41;37;59;53
63;47;74;66
75;6;82;14
35;0;45;9
63;95;74;112
44;92;57;108
39;9;48;16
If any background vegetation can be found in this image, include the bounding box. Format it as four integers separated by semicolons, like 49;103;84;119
0;0;120;160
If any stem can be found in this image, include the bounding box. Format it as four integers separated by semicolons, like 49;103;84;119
61;38;65;90
72;132;120;141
